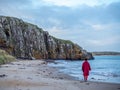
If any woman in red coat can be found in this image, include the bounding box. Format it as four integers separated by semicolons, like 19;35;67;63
82;58;91;81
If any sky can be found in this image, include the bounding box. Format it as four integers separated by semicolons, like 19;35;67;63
0;0;120;52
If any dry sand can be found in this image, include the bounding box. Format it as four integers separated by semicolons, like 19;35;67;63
0;60;120;90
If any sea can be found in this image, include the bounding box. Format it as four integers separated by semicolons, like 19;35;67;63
48;56;120;84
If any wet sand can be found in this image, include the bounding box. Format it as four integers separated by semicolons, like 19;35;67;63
0;60;120;90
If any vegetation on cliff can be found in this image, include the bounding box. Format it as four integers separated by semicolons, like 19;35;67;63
0;49;15;65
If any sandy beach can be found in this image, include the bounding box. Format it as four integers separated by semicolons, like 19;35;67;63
0;60;120;90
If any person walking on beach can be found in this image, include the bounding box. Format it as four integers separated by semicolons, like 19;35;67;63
82;58;91;81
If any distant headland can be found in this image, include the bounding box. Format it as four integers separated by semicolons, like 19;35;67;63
91;51;120;56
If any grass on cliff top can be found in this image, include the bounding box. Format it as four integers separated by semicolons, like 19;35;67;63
0;49;15;65
52;36;74;45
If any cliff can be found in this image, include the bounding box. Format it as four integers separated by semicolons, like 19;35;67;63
0;16;94;60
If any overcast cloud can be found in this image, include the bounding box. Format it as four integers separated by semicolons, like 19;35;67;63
0;0;120;52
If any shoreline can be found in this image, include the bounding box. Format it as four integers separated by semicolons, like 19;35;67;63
0;60;120;90
47;57;120;84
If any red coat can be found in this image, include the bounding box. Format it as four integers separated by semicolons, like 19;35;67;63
82;61;91;76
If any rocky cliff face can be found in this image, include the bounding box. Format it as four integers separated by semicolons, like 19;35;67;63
0;16;94;60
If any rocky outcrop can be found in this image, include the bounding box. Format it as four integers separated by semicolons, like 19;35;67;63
0;16;94;60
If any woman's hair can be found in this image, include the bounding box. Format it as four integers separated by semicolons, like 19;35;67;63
85;58;88;60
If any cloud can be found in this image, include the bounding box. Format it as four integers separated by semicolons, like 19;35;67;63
85;36;120;51
47;26;63;35
43;0;96;7
47;27;76;39
0;0;29;4
42;0;120;7
92;24;105;31
0;0;120;25
91;23;120;31
87;37;119;46
0;0;120;51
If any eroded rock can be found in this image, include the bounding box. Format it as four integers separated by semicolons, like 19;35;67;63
0;16;94;60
